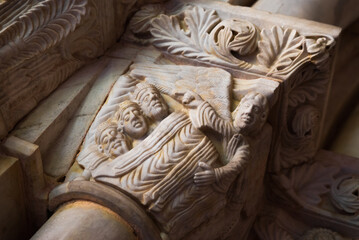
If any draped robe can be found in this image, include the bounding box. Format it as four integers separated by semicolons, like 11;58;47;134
92;111;223;235
91;102;250;238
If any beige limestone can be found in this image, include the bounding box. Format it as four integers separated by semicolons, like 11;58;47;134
0;155;28;239
31;201;137;240
2;136;47;228
12;58;110;157
43;57;132;179
1;0;358;239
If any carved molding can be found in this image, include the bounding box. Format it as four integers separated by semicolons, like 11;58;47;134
0;0;160;139
129;5;335;79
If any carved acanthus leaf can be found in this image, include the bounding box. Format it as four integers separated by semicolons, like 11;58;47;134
150;6;251;68
300;228;344;240
254;217;294;240
330;175;359;214
210;19;258;65
0;0;87;72
257;26;305;76
150;7;224;64
288;69;329;107
277;162;339;205
129;4;164;34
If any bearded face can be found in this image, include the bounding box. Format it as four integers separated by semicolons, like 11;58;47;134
98;128;130;158
137;88;168;121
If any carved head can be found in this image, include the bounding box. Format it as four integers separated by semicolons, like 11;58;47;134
132;82;168;121
95;120;130;158
114;100;148;139
233;92;269;136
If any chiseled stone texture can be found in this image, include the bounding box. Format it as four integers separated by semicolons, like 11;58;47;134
31;201;137;240
0;155;28;240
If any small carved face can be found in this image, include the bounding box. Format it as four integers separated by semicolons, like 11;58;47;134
98;128;130;158
233;99;266;135
120;105;148;139
138;88;168;121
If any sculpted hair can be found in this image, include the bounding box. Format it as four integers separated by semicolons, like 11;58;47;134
114;100;141;122
132;82;159;102
232;92;269;125
95;120;117;145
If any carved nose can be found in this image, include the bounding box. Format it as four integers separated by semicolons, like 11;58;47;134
149;92;157;100
129;111;137;120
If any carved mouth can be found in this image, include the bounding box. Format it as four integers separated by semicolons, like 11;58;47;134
153;101;162;108
113;142;122;148
241;115;252;123
133;121;142;128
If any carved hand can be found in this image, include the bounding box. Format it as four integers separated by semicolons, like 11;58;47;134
171;90;204;109
194;162;216;186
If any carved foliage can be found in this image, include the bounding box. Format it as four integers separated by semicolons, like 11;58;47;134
254;216;294;240
257;26;305;76
148;6;255;68
300;228;344;240
330;175;359;214
129;4;164;34
279;105;321;168
276;162;339;205
130;5;335;79
0;0;87;72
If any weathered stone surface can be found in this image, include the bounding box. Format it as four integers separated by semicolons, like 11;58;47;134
0;0;165;140
43;58;132;178
31;201;137;240
2;136;47;229
0;155;28;240
12;58;110;157
48;181;162;240
2;0;357;239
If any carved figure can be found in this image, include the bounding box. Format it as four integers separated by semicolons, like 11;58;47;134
176;91;268;193
77;119;131;180
114;100;148;139
132;82;169;122
95;120;130;158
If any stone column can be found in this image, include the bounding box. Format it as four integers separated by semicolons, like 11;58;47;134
31;201;137;240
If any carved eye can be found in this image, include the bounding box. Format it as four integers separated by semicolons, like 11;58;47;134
133;110;139;115
110;130;116;136
253;106;259;113
124;114;130;121
102;137;109;145
144;95;149;103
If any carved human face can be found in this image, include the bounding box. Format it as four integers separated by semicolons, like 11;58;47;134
120;105;148;139
98;128;130;158
233;99;266;135
137;88;168;121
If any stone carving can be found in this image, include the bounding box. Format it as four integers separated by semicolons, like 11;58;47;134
0;0;162;139
95;120;130;158
129;5;335;78
76;63;271;239
301;228;344;240
1;0;347;239
280;105;321;168
0;0;87;72
254;216;294;240
114;100;148;139
330;175;359;215
274;161;339;206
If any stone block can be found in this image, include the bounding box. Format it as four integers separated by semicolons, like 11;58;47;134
43;58;132;179
0;155;28;240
